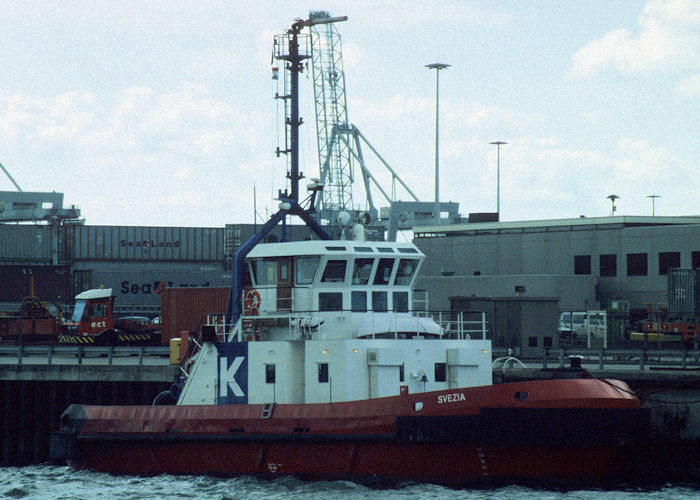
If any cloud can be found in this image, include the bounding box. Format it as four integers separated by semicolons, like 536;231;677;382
0;84;273;226
676;73;700;96
570;0;700;79
346;1;510;30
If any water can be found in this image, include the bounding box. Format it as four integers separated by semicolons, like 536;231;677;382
1;466;698;500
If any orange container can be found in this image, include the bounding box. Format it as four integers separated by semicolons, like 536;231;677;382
160;287;230;345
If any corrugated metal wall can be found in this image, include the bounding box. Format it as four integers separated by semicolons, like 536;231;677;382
1;223;316;265
0;225;53;262
73;265;230;308
224;223;320;258
65;225;225;262
668;268;700;320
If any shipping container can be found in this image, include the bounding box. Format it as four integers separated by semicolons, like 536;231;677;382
69;264;231;309
160;287;230;345
65;225;226;262
0;224;54;262
224;223;321;260
0;265;70;303
667;268;700;321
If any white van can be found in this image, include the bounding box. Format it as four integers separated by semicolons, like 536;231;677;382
559;310;607;343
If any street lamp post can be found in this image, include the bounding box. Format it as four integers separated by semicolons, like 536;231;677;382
489;141;507;219
647;195;660;216
426;62;450;225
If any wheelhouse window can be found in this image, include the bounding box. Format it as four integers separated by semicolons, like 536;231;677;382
392;292;408;312
295;256;320;285
351;291;367;312
372;291;388;312
321;260;347;283
352;258;374;285
659;252;680;275
373;258;394;285
319;292;343;311
693;251;700;270
395;259;419;285
251;260;276;285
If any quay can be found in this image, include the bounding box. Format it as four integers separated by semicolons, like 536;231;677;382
1;354;178;465
1;347;699;482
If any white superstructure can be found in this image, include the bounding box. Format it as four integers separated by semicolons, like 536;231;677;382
178;238;491;406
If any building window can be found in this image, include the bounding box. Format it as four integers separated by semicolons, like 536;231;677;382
318;363;329;383
265;364;276;384
659;252;681;275
627;253;648;276
528;336;538;347
574;255;591;275
372;291;388;312
599;254;617;277
351;291;367;312
392;291;408;312
434;362;446;382
319;292;342;311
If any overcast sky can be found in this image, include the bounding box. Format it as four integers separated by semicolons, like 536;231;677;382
1;0;698;228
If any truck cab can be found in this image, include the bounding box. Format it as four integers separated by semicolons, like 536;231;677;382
68;288;115;338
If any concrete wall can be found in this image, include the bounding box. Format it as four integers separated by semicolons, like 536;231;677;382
415;222;700;311
416;274;598;311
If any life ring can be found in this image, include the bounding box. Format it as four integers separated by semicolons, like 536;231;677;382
244;289;261;315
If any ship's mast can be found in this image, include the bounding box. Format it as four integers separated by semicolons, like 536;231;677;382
226;16;346;323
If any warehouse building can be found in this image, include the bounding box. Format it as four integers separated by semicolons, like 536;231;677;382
412;215;700;356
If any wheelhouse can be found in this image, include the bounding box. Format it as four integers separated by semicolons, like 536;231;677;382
242;240;423;317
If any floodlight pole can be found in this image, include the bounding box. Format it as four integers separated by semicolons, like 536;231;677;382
607;194;620;216
426;62;450;225
489;141;507;219
647;195;660;216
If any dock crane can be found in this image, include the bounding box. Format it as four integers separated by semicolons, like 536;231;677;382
308;11;461;240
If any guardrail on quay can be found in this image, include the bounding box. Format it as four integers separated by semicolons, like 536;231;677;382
0;345;170;366
2;345;698;369
493;346;700;371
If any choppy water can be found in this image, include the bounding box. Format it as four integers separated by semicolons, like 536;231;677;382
1;466;698;499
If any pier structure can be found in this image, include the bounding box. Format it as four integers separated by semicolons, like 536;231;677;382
1;362;177;465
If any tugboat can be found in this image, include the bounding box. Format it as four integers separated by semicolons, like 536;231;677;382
52;15;647;484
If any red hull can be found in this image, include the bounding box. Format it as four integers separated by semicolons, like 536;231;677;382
68;441;624;481
54;378;647;482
